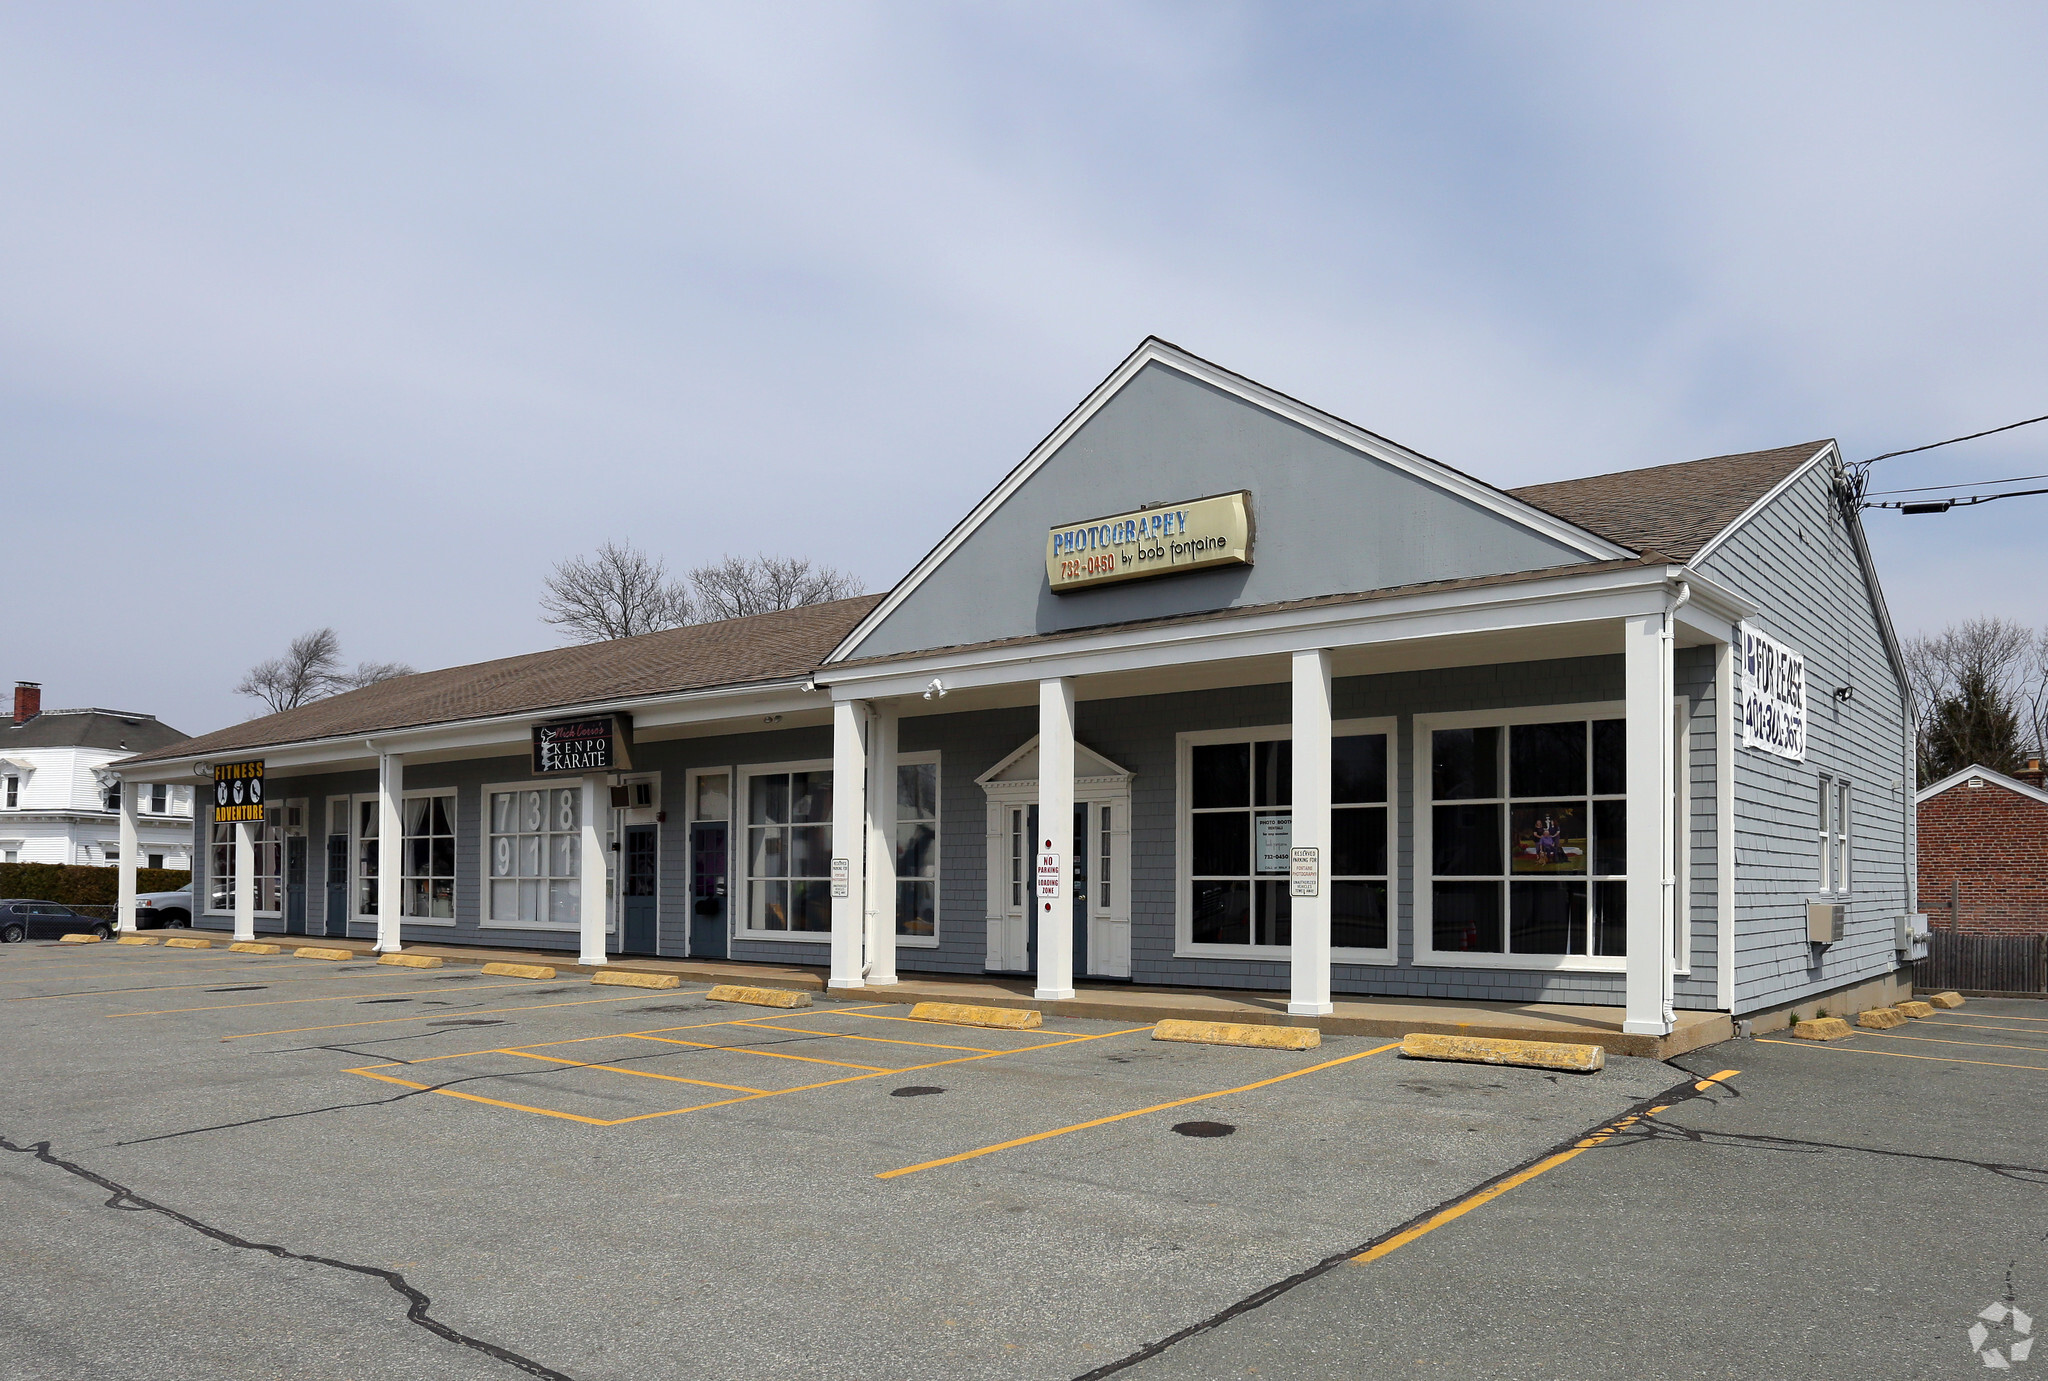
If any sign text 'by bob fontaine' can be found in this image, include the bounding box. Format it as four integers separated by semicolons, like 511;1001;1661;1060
1740;623;1806;761
1046;490;1252;592
212;760;266;823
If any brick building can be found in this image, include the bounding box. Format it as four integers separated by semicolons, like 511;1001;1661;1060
1917;760;2048;935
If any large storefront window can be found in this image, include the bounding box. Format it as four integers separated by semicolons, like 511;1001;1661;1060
1424;712;1627;961
1182;722;1393;956
743;765;832;934
896;758;939;940
404;793;457;920
208;806;282;914
485;786;581;926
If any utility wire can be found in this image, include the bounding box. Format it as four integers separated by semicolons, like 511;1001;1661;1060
1865;484;2048;512
1865;471;2048;497
1858;412;2048;467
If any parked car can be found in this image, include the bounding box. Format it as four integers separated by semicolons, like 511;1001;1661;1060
0;900;114;943
135;890;193;928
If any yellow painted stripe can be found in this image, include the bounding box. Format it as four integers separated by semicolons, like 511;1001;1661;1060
12;970;425;1001
222;993;655;1039
344;1005;901;1064
1918;1020;2048;1037
1694;1068;1741;1091
509;1050;768;1094
624;1032;894;1073
877;1042;1400;1180
734;1021;997;1054
109;980;538;1017
1918;1009;2048;1022
1873;1031;2048;1054
1353;1104;1674;1264
1755;1038;2048;1072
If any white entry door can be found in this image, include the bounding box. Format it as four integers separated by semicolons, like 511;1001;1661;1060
979;771;1132;980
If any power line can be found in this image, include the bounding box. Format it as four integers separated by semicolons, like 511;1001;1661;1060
1865;484;2048;513
1858;412;2048;467
1865;471;2048;497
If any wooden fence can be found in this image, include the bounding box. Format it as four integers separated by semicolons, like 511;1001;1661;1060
1915;931;2047;996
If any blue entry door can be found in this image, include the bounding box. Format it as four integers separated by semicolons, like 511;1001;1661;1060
621;825;658;954
690;821;729;958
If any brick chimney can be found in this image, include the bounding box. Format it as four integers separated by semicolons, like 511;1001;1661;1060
12;682;40;725
2018;757;2048;790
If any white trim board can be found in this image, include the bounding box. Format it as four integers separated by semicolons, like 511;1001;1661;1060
827;338;1635;662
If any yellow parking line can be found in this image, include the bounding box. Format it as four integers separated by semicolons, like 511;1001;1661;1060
223;993;655;1039
510;1050;768;1094
488;1004;899;1051
108;980;540;1016
1918;1020;2048;1037
12;971;420;1001
877;1041;1400;1180
1756;1038;2048;1071
734;1021;997;1054
1920;1009;2048;1022
1872;1031;2048;1054
624;1033;895;1073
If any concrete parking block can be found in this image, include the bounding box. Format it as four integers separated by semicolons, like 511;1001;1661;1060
58;933;102;943
1153;1019;1320;1051
376;953;443;969
1792;1017;1855;1040
293;947;354;961
707;983;811;1008
163;937;211;949
481;961;556;979
593;969;682;990
1399;1032;1606;1072
1895;1000;1936;1018
115;935;160;945
909;1001;1040;1029
1856;1008;1907;1029
1928;991;1966;1008
229;942;283;955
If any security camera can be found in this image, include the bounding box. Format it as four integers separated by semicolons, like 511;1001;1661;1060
923;678;948;700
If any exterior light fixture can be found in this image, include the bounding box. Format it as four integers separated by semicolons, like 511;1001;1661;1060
924;679;948;700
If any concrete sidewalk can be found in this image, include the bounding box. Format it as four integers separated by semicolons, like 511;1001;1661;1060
187;925;1728;1057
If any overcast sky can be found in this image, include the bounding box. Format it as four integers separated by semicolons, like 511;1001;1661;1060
6;3;2046;735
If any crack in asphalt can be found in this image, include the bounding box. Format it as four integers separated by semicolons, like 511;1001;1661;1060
0;1134;577;1380
1599;1110;2048;1183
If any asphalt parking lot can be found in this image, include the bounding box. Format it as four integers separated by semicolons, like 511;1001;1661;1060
4;941;2040;1380
0;939;1684;1381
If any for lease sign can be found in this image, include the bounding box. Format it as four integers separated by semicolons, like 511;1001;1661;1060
1740;623;1806;761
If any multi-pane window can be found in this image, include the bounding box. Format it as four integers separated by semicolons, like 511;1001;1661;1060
150;783;169;814
403;793;457;919
1007;805;1027;910
1097;805;1114;912
3;775;16;808
1429;718;1627;958
895;760;939;938
486;787;582;925
103;783;121;810
1818;777;1851;894
744;768;833;933
209;807;282;914
1187;730;1391;951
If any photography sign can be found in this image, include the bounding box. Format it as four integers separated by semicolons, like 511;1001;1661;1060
1740;623;1806;761
531;715;632;775
212;760;266;823
1045;489;1252;593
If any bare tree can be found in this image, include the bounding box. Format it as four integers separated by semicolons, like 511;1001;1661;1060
1902;617;2039;783
687;554;863;622
540;540;694;643
236;629;416;715
235;628;344;714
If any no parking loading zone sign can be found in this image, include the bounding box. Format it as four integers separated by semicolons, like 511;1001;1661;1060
212;760;265;822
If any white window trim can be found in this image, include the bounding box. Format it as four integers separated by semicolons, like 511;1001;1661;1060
735;757;836;943
1816;774;1852;898
1412;701;1628;973
350;787;460;928
892;750;942;949
1173;716;1398;966
612;771;662;950
202;812;285;920
476;779;611;933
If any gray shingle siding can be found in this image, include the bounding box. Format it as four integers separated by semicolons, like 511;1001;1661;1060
1692;461;1913;1015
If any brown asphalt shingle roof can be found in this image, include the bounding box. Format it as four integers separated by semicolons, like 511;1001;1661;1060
120;596;883;766
1508;441;1829;562
119;439;1834;766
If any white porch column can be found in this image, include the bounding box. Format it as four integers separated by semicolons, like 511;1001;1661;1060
233;816;256;943
375;752;404;953
579;772;608;966
828;699;871;989
1035;677;1077;1001
865;706;900;986
1623;611;1674;1035
1288;649;1334;1016
1713;635;1737;1013
116;781;140;933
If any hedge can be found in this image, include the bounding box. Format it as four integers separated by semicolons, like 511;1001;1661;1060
0;863;192;905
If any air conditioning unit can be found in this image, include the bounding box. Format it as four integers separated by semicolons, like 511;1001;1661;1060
1896;911;1930;961
1808;901;1846;945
